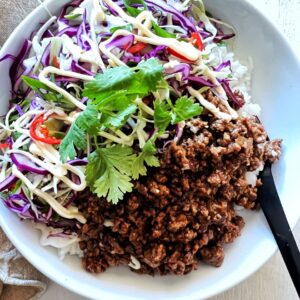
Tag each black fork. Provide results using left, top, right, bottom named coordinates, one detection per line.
left=257, top=161, right=300, bottom=296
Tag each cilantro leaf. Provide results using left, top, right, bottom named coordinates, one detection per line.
left=83, top=58, right=164, bottom=127
left=151, top=21, right=176, bottom=38
left=154, top=97, right=203, bottom=132
left=76, top=102, right=100, bottom=135
left=124, top=0, right=147, bottom=16
left=86, top=145, right=136, bottom=203
left=59, top=102, right=100, bottom=162
left=136, top=58, right=164, bottom=92
left=59, top=123, right=86, bottom=163
left=94, top=169, right=133, bottom=204
left=132, top=141, right=160, bottom=179
left=172, top=97, right=203, bottom=124
left=83, top=58, right=164, bottom=105
left=83, top=66, right=135, bottom=104
left=154, top=99, right=172, bottom=132
left=101, top=103, right=137, bottom=128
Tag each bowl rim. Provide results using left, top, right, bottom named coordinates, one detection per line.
left=0, top=0, right=299, bottom=299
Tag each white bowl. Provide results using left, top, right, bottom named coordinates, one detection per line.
left=0, top=1, right=300, bottom=299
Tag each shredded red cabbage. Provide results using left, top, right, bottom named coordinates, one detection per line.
left=6, top=193, right=31, bottom=214
left=77, top=10, right=92, bottom=51
left=188, top=76, right=215, bottom=87
left=165, top=63, right=190, bottom=81
left=67, top=158, right=88, bottom=166
left=71, top=61, right=95, bottom=76
left=41, top=43, right=51, bottom=67
left=0, top=192, right=77, bottom=229
left=0, top=54, right=16, bottom=62
left=0, top=175, right=18, bottom=192
left=57, top=26, right=78, bottom=38
left=144, top=0, right=196, bottom=33
left=15, top=105, right=24, bottom=116
left=1, top=40, right=32, bottom=96
left=221, top=80, right=245, bottom=108
left=144, top=45, right=168, bottom=60
left=58, top=0, right=82, bottom=26
left=11, top=153, right=48, bottom=175
left=106, top=34, right=135, bottom=51
left=214, top=33, right=235, bottom=43
left=30, top=98, right=41, bottom=110
left=214, top=60, right=231, bottom=72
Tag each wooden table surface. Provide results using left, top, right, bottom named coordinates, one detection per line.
left=1, top=0, right=299, bottom=299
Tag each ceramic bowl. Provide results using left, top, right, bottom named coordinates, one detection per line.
left=0, top=0, right=300, bottom=299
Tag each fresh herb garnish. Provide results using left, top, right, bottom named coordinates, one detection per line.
left=100, top=101, right=137, bottom=129
left=86, top=145, right=136, bottom=204
left=154, top=99, right=173, bottom=133
left=83, top=58, right=164, bottom=129
left=83, top=58, right=164, bottom=104
left=59, top=122, right=87, bottom=163
left=154, top=96, right=203, bottom=132
left=59, top=58, right=202, bottom=203
left=22, top=75, right=50, bottom=91
left=59, top=102, right=99, bottom=162
left=75, top=102, right=101, bottom=135
left=132, top=140, right=160, bottom=179
left=172, top=97, right=203, bottom=123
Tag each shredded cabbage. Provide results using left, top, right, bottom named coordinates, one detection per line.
left=0, top=0, right=255, bottom=258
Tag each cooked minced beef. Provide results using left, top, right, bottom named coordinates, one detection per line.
left=76, top=116, right=282, bottom=275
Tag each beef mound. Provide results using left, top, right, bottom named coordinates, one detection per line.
left=77, top=116, right=282, bottom=275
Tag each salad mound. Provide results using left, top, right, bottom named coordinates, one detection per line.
left=0, top=0, right=281, bottom=273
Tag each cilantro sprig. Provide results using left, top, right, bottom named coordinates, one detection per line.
left=86, top=145, right=136, bottom=204
left=132, top=140, right=160, bottom=179
left=59, top=102, right=100, bottom=162
left=83, top=58, right=164, bottom=105
left=154, top=96, right=203, bottom=132
left=86, top=142, right=160, bottom=203
left=83, top=58, right=164, bottom=129
left=58, top=58, right=203, bottom=204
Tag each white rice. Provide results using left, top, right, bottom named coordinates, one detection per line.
left=34, top=223, right=83, bottom=260
left=202, top=41, right=261, bottom=117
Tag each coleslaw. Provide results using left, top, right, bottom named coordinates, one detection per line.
left=0, top=0, right=259, bottom=259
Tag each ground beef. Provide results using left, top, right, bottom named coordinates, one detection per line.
left=76, top=116, right=282, bottom=276
left=202, top=90, right=246, bottom=113
left=205, top=90, right=229, bottom=113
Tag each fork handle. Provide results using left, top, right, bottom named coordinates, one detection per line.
left=258, top=168, right=300, bottom=297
